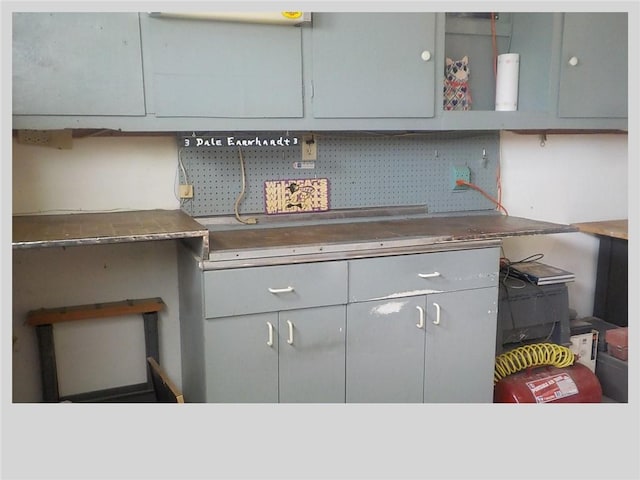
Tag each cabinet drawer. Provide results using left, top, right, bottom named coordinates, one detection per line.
left=204, top=262, right=348, bottom=318
left=348, top=248, right=499, bottom=302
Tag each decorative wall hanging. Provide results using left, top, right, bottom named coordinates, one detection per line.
left=264, top=178, right=330, bottom=214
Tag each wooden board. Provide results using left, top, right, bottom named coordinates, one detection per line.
left=572, top=219, right=628, bottom=240
left=147, top=357, right=184, bottom=403
left=12, top=209, right=208, bottom=249
left=26, top=297, right=166, bottom=326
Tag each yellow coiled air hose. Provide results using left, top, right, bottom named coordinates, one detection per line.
left=494, top=343, right=576, bottom=385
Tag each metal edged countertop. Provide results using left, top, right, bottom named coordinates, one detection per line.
left=12, top=209, right=579, bottom=269
left=12, top=209, right=210, bottom=255
left=203, top=213, right=579, bottom=269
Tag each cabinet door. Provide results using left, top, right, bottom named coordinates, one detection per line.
left=13, top=13, right=145, bottom=116
left=558, top=13, right=627, bottom=118
left=346, top=297, right=426, bottom=402
left=204, top=312, right=278, bottom=402
left=311, top=13, right=436, bottom=118
left=424, top=287, right=498, bottom=403
left=140, top=14, right=303, bottom=118
left=278, top=306, right=346, bottom=403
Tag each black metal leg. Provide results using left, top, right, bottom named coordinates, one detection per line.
left=35, top=324, right=59, bottom=403
left=143, top=311, right=160, bottom=386
left=35, top=311, right=162, bottom=402
left=593, top=236, right=628, bottom=326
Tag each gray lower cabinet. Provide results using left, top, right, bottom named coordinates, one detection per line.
left=346, top=296, right=427, bottom=403
left=345, top=247, right=500, bottom=403
left=423, top=288, right=498, bottom=403
left=346, top=288, right=498, bottom=403
left=278, top=306, right=346, bottom=403
left=197, top=261, right=348, bottom=402
left=204, top=312, right=279, bottom=402
left=180, top=245, right=499, bottom=402
left=204, top=306, right=346, bottom=403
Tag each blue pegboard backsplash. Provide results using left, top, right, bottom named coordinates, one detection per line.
left=178, top=131, right=500, bottom=217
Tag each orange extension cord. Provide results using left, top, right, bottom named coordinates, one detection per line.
left=456, top=179, right=509, bottom=216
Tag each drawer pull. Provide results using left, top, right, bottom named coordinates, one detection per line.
left=266, top=321, right=274, bottom=347
left=286, top=320, right=294, bottom=345
left=416, top=306, right=425, bottom=329
left=418, top=272, right=441, bottom=279
left=433, top=302, right=441, bottom=325
left=268, top=286, right=295, bottom=294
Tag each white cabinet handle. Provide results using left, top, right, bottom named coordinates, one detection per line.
left=266, top=321, right=274, bottom=347
left=286, top=320, right=294, bottom=345
left=268, top=286, right=294, bottom=294
left=418, top=272, right=440, bottom=278
left=416, top=306, right=425, bottom=329
left=568, top=56, right=579, bottom=66
left=421, top=50, right=432, bottom=62
left=433, top=302, right=441, bottom=325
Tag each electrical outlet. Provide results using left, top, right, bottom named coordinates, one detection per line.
left=452, top=165, right=471, bottom=191
left=302, top=134, right=317, bottom=161
left=17, top=129, right=73, bottom=149
left=179, top=184, right=194, bottom=198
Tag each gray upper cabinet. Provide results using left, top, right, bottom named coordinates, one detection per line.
left=311, top=13, right=436, bottom=118
left=558, top=13, right=627, bottom=118
left=12, top=13, right=145, bottom=116
left=139, top=14, right=303, bottom=118
left=12, top=12, right=627, bottom=130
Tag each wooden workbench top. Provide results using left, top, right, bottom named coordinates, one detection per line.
left=12, top=210, right=580, bottom=266
left=572, top=219, right=628, bottom=240
left=209, top=214, right=578, bottom=253
left=12, top=209, right=210, bottom=253
left=200, top=214, right=580, bottom=268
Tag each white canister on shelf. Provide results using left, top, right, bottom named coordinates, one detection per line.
left=495, top=53, right=520, bottom=111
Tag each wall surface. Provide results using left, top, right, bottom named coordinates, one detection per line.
left=499, top=131, right=628, bottom=317
left=12, top=135, right=179, bottom=214
left=10, top=132, right=629, bottom=403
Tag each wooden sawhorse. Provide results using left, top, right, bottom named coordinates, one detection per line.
left=26, top=297, right=166, bottom=403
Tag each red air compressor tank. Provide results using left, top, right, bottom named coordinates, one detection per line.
left=494, top=363, right=602, bottom=403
